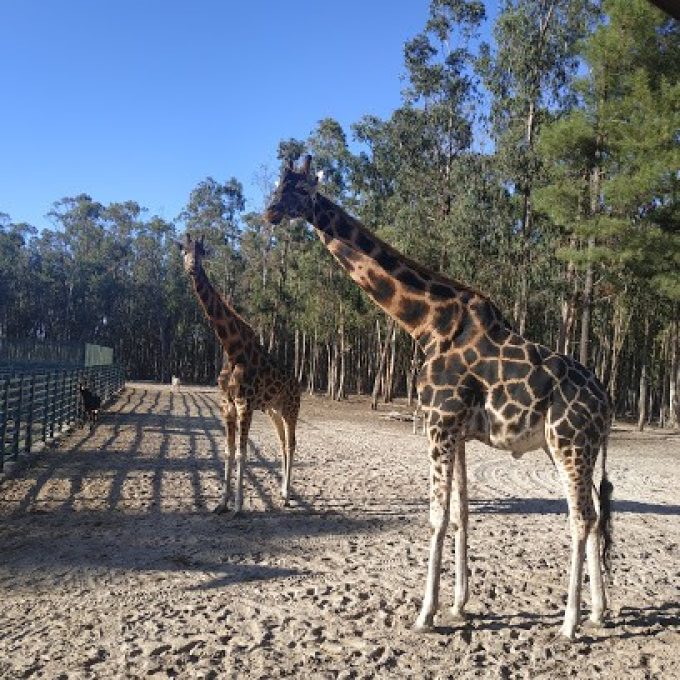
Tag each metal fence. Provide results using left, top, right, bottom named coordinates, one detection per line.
left=0, top=339, right=114, bottom=369
left=0, top=364, right=125, bottom=473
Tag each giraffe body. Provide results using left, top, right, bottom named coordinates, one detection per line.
left=266, top=157, right=613, bottom=639
left=179, top=233, right=301, bottom=515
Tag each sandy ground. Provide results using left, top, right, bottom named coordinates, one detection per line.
left=0, top=383, right=678, bottom=679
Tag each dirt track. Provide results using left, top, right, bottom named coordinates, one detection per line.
left=1, top=383, right=678, bottom=679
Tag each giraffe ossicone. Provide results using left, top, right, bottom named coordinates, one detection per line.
left=179, top=232, right=301, bottom=516
left=266, top=155, right=614, bottom=640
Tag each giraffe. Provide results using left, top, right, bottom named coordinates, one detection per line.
left=178, top=232, right=301, bottom=516
left=265, top=156, right=613, bottom=639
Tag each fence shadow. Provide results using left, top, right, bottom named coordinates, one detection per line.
left=472, top=496, right=680, bottom=516
left=2, top=385, right=399, bottom=587
left=4, top=385, right=317, bottom=519
left=2, top=504, right=398, bottom=588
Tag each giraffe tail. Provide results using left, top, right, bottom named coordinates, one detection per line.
left=599, top=434, right=614, bottom=577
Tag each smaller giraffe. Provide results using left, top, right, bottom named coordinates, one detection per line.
left=178, top=233, right=301, bottom=515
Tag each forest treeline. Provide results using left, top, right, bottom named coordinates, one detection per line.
left=1, top=0, right=678, bottom=428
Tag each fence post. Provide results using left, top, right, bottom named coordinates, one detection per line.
left=25, top=375, right=35, bottom=452
left=0, top=379, right=9, bottom=469
left=11, top=376, right=23, bottom=459
left=67, top=372, right=76, bottom=426
left=48, top=372, right=55, bottom=439
left=42, top=373, right=50, bottom=443
left=58, top=371, right=66, bottom=433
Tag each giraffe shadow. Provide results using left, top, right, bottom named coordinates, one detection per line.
left=604, top=602, right=680, bottom=639
left=431, top=602, right=680, bottom=641
left=473, top=497, right=680, bottom=516
left=431, top=609, right=563, bottom=637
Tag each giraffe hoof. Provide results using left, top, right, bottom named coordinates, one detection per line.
left=213, top=502, right=229, bottom=515
left=413, top=615, right=435, bottom=633
left=586, top=614, right=605, bottom=629
left=448, top=607, right=469, bottom=623
left=558, top=624, right=577, bottom=641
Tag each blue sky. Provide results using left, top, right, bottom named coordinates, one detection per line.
left=0, top=1, right=495, bottom=231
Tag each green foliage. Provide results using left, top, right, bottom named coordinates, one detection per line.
left=1, top=0, right=677, bottom=421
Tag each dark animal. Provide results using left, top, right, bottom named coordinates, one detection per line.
left=79, top=383, right=101, bottom=431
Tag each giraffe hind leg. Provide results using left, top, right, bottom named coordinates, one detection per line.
left=414, top=434, right=455, bottom=632
left=552, top=445, right=599, bottom=639
left=281, top=402, right=298, bottom=505
left=229, top=404, right=253, bottom=517
left=449, top=441, right=469, bottom=621
left=267, top=408, right=290, bottom=504
left=586, top=460, right=612, bottom=626
left=215, top=402, right=236, bottom=514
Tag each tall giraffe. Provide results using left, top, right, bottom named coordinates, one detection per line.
left=178, top=233, right=301, bottom=516
left=265, top=157, right=613, bottom=639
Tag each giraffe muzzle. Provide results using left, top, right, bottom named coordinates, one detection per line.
left=264, top=207, right=283, bottom=225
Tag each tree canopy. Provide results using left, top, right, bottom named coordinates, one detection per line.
left=2, top=0, right=678, bottom=427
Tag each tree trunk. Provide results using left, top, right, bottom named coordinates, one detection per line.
left=557, top=254, right=578, bottom=355
left=515, top=269, right=529, bottom=337
left=579, top=237, right=595, bottom=367
left=267, top=315, right=277, bottom=354
left=307, top=330, right=318, bottom=395
left=327, top=342, right=334, bottom=399
left=384, top=323, right=397, bottom=403
left=337, top=322, right=346, bottom=400
left=637, top=317, right=651, bottom=431
left=606, top=302, right=631, bottom=413
left=406, top=339, right=420, bottom=406
left=356, top=335, right=364, bottom=395
left=670, top=312, right=679, bottom=429
left=372, top=317, right=394, bottom=410
left=297, top=331, right=306, bottom=384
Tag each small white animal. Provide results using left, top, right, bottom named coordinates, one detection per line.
left=171, top=376, right=181, bottom=392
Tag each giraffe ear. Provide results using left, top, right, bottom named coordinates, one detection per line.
left=177, top=232, right=192, bottom=252
left=301, top=154, right=312, bottom=176
left=197, top=236, right=211, bottom=259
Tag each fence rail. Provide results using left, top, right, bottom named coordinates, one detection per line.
left=0, top=364, right=125, bottom=473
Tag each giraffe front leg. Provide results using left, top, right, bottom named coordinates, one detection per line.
left=267, top=409, right=289, bottom=504
left=414, top=440, right=453, bottom=632
left=586, top=518, right=607, bottom=625
left=449, top=441, right=469, bottom=621
left=281, top=413, right=297, bottom=505
left=214, top=416, right=236, bottom=514
left=230, top=405, right=252, bottom=517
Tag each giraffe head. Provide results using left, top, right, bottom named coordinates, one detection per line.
left=177, top=232, right=207, bottom=276
left=265, top=155, right=318, bottom=225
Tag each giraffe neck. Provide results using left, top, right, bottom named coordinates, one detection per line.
left=190, top=266, right=258, bottom=359
left=307, top=193, right=491, bottom=346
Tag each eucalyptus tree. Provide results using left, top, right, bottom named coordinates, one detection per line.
left=586, top=0, right=679, bottom=426
left=47, top=194, right=132, bottom=346
left=0, top=217, right=36, bottom=339
left=177, top=177, right=246, bottom=377
left=400, top=0, right=485, bottom=272
left=349, top=1, right=490, bottom=401
left=478, top=0, right=596, bottom=336
left=119, top=215, right=179, bottom=381
left=536, top=0, right=679, bottom=424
